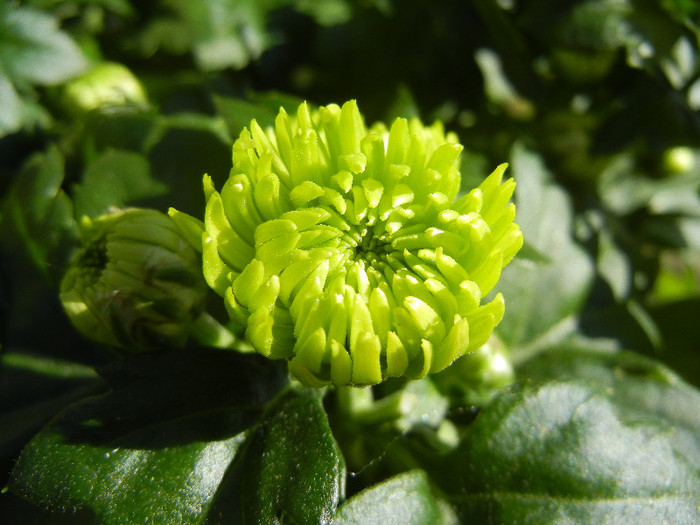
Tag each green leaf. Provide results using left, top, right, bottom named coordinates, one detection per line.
left=146, top=113, right=232, bottom=216
left=596, top=226, right=632, bottom=301
left=0, top=351, right=104, bottom=489
left=599, top=155, right=700, bottom=217
left=8, top=349, right=344, bottom=524
left=333, top=470, right=457, bottom=525
left=597, top=155, right=658, bottom=215
left=648, top=298, right=700, bottom=387
left=212, top=95, right=280, bottom=137
left=553, top=0, right=634, bottom=52
left=137, top=0, right=277, bottom=71
left=496, top=144, right=594, bottom=354
left=72, top=149, right=169, bottom=219
left=0, top=491, right=96, bottom=525
left=295, top=0, right=353, bottom=26
left=0, top=5, right=86, bottom=86
left=1, top=145, right=77, bottom=280
left=0, top=73, right=24, bottom=136
left=650, top=251, right=700, bottom=304
left=26, top=0, right=135, bottom=18
left=8, top=349, right=282, bottom=523
left=440, top=346, right=700, bottom=524
left=204, top=387, right=345, bottom=524
left=80, top=109, right=161, bottom=154
left=212, top=93, right=309, bottom=138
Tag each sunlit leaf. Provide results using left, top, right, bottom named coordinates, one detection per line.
left=440, top=346, right=700, bottom=524
left=8, top=349, right=344, bottom=524
left=333, top=470, right=457, bottom=525
left=0, top=4, right=87, bottom=86
left=496, top=144, right=594, bottom=354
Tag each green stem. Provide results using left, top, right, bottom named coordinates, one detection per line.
left=189, top=312, right=253, bottom=352
left=335, top=385, right=374, bottom=418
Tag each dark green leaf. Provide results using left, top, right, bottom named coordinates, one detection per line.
left=80, top=109, right=160, bottom=154
left=440, top=347, right=700, bottom=524
left=0, top=491, right=96, bottom=525
left=1, top=145, right=77, bottom=280
left=212, top=95, right=280, bottom=137
left=648, top=298, right=700, bottom=387
left=249, top=91, right=308, bottom=114
left=0, top=351, right=104, bottom=489
left=72, top=149, right=168, bottom=219
left=212, top=93, right=315, bottom=138
left=496, top=144, right=594, bottom=354
left=8, top=349, right=288, bottom=523
left=333, top=470, right=457, bottom=525
left=8, top=349, right=344, bottom=524
left=204, top=387, right=345, bottom=524
left=146, top=114, right=232, bottom=216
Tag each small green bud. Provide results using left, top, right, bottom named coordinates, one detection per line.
left=60, top=62, right=148, bottom=116
left=433, top=336, right=514, bottom=405
left=662, top=147, right=695, bottom=176
left=176, top=100, right=522, bottom=386
left=60, top=208, right=208, bottom=352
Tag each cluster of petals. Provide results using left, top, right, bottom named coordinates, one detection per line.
left=189, top=100, right=522, bottom=386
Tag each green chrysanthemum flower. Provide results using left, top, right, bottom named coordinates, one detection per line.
left=61, top=208, right=208, bottom=352
left=179, top=100, right=522, bottom=386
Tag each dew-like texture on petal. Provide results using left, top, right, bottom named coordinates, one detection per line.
left=195, top=100, right=522, bottom=386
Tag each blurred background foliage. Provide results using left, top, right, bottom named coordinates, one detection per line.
left=3, top=0, right=699, bottom=381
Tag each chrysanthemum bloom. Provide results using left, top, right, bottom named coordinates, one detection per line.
left=61, top=208, right=208, bottom=352
left=173, top=100, right=522, bottom=386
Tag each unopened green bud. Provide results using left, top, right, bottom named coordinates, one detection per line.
left=662, top=146, right=695, bottom=176
left=60, top=208, right=208, bottom=352
left=176, top=100, right=522, bottom=386
left=433, top=336, right=514, bottom=405
left=60, top=62, right=148, bottom=116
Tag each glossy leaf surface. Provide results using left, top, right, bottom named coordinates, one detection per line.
left=333, top=470, right=456, bottom=525
left=9, top=349, right=344, bottom=524
left=440, top=346, right=700, bottom=524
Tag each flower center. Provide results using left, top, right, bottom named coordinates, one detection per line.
left=354, top=231, right=391, bottom=261
left=77, top=234, right=108, bottom=284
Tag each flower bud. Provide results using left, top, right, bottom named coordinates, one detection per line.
left=662, top=146, right=695, bottom=176
left=60, top=208, right=208, bottom=352
left=432, top=336, right=515, bottom=405
left=60, top=62, right=148, bottom=116
left=176, top=100, right=522, bottom=386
